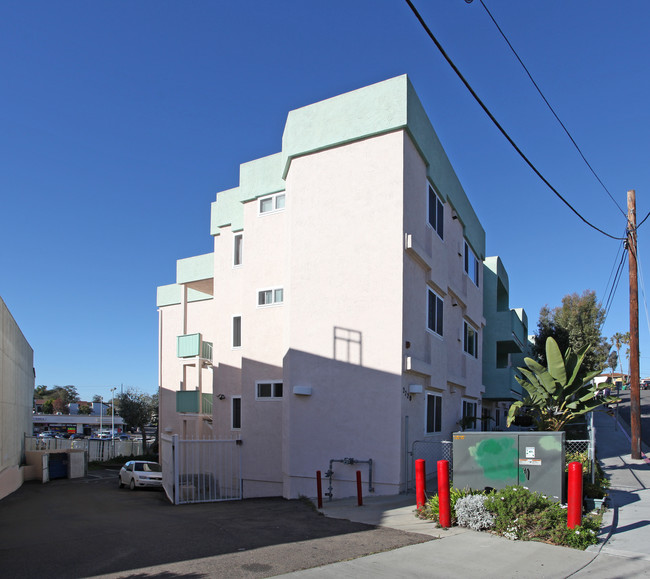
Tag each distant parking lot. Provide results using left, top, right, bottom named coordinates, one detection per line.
left=0, top=470, right=429, bottom=578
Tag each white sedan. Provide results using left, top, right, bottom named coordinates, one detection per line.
left=118, top=460, right=163, bottom=490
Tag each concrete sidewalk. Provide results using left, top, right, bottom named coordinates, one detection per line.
left=280, top=411, right=650, bottom=578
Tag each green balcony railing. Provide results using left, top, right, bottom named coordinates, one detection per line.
left=177, top=333, right=213, bottom=361
left=176, top=391, right=213, bottom=415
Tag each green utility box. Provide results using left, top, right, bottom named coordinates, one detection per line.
left=452, top=431, right=565, bottom=502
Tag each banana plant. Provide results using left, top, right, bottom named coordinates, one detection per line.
left=507, top=337, right=621, bottom=431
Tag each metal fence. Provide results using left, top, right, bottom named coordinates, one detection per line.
left=161, top=435, right=241, bottom=505
left=25, top=436, right=144, bottom=462
left=408, top=440, right=453, bottom=492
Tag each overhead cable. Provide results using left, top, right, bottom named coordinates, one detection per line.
left=403, top=0, right=626, bottom=241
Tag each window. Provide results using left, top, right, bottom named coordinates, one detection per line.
left=232, top=316, right=241, bottom=348
left=231, top=397, right=241, bottom=430
left=233, top=234, right=243, bottom=266
left=256, top=381, right=283, bottom=399
left=464, top=241, right=480, bottom=287
left=259, top=192, right=285, bottom=215
left=258, top=287, right=284, bottom=306
left=462, top=400, right=478, bottom=430
left=464, top=321, right=478, bottom=358
left=426, top=393, right=442, bottom=434
left=428, top=185, right=444, bottom=239
left=427, top=289, right=443, bottom=336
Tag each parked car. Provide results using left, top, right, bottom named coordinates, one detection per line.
left=118, top=461, right=163, bottom=490
left=93, top=431, right=112, bottom=439
left=69, top=433, right=86, bottom=440
left=38, top=431, right=57, bottom=438
left=117, top=434, right=130, bottom=441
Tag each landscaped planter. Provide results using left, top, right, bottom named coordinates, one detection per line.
left=584, top=497, right=606, bottom=511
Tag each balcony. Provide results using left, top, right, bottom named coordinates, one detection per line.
left=176, top=391, right=213, bottom=415
left=483, top=366, right=524, bottom=400
left=177, top=333, right=213, bottom=361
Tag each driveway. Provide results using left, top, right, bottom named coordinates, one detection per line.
left=0, top=470, right=431, bottom=578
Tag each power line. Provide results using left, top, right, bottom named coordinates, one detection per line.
left=475, top=0, right=627, bottom=219
left=603, top=246, right=627, bottom=324
left=403, top=0, right=626, bottom=241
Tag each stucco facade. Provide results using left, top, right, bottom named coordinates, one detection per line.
left=0, top=297, right=34, bottom=500
left=158, top=76, right=520, bottom=499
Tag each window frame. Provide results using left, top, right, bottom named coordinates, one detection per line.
left=257, top=287, right=284, bottom=307
left=233, top=233, right=243, bottom=267
left=255, top=381, right=283, bottom=400
left=462, top=399, right=478, bottom=431
left=427, top=185, right=444, bottom=240
left=464, top=241, right=480, bottom=287
left=427, top=288, right=444, bottom=337
left=231, top=396, right=241, bottom=430
left=232, top=315, right=242, bottom=349
left=425, top=392, right=442, bottom=434
left=463, top=321, right=479, bottom=358
left=258, top=192, right=286, bottom=215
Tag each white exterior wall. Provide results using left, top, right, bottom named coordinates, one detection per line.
left=0, top=297, right=34, bottom=500
left=283, top=131, right=406, bottom=498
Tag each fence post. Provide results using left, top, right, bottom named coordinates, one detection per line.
left=567, top=461, right=583, bottom=529
left=172, top=434, right=180, bottom=505
left=415, top=459, right=426, bottom=509
left=437, top=460, right=451, bottom=528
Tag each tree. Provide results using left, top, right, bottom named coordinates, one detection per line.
left=42, top=399, right=54, bottom=414
left=611, top=332, right=631, bottom=378
left=77, top=403, right=93, bottom=415
left=116, top=389, right=156, bottom=454
left=508, top=338, right=620, bottom=431
left=532, top=291, right=609, bottom=374
left=92, top=394, right=103, bottom=403
left=35, top=385, right=48, bottom=397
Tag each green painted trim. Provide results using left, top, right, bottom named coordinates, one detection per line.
left=208, top=75, right=485, bottom=258
left=177, top=253, right=214, bottom=284
left=210, top=154, right=285, bottom=236
left=156, top=284, right=213, bottom=307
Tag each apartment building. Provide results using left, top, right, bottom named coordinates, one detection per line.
left=481, top=256, right=529, bottom=430
left=157, top=75, right=523, bottom=499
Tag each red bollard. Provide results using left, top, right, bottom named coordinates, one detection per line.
left=415, top=459, right=426, bottom=509
left=567, top=461, right=583, bottom=529
left=316, top=470, right=323, bottom=509
left=437, top=460, right=451, bottom=528
left=356, top=470, right=363, bottom=506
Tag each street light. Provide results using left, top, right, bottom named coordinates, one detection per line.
left=111, top=387, right=117, bottom=454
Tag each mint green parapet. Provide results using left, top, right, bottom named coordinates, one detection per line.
left=210, top=154, right=285, bottom=236
left=177, top=253, right=214, bottom=285
left=209, top=74, right=485, bottom=258
left=157, top=284, right=212, bottom=307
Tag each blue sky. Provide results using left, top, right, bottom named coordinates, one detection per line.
left=2, top=1, right=649, bottom=401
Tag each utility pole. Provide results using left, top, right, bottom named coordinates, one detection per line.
left=628, top=189, right=641, bottom=459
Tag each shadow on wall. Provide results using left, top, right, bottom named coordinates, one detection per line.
left=333, top=326, right=363, bottom=365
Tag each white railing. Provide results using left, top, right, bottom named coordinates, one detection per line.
left=161, top=434, right=241, bottom=505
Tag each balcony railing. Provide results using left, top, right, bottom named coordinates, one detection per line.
left=176, top=391, right=213, bottom=415
left=177, top=333, right=213, bottom=361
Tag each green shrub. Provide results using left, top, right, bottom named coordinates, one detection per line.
left=484, top=485, right=600, bottom=548
left=417, top=487, right=482, bottom=526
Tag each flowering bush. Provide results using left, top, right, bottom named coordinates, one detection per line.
left=455, top=494, right=495, bottom=531
left=484, top=485, right=600, bottom=547
left=416, top=487, right=481, bottom=526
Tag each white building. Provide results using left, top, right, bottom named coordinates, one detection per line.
left=0, top=297, right=34, bottom=500
left=157, top=75, right=524, bottom=499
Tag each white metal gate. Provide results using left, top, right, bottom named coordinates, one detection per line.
left=161, top=435, right=242, bottom=505
left=408, top=440, right=453, bottom=492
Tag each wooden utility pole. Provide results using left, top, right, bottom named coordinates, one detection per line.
left=628, top=189, right=641, bottom=459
